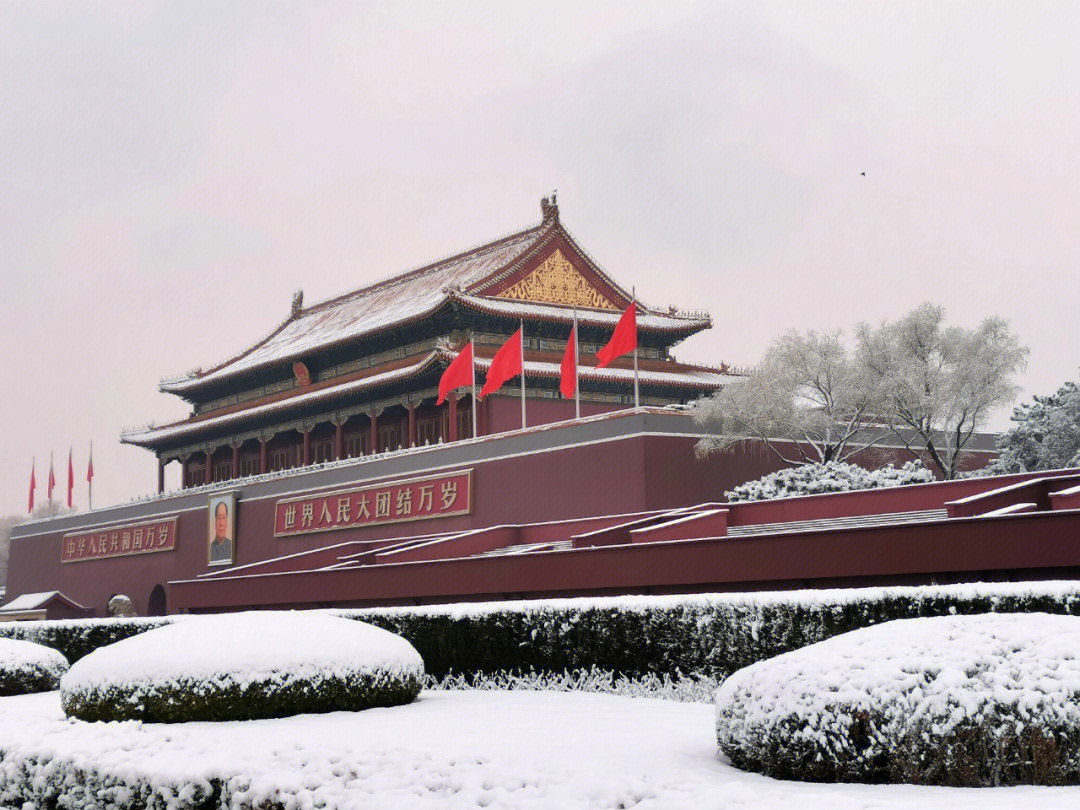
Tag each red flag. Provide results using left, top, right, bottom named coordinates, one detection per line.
left=28, top=461, right=36, bottom=514
left=87, top=448, right=94, bottom=483
left=437, top=341, right=474, bottom=405
left=67, top=448, right=74, bottom=508
left=48, top=457, right=56, bottom=501
left=596, top=302, right=637, bottom=369
left=560, top=324, right=577, bottom=399
left=479, top=328, right=523, bottom=399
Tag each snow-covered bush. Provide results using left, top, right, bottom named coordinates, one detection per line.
left=0, top=615, right=174, bottom=663
left=724, top=460, right=935, bottom=502
left=60, top=612, right=424, bottom=723
left=0, top=637, right=69, bottom=695
left=716, top=613, right=1080, bottom=786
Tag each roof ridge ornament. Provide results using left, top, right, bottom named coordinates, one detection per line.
left=540, top=192, right=559, bottom=223
left=291, top=289, right=304, bottom=318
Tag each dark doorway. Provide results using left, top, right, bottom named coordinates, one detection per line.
left=147, top=584, right=167, bottom=617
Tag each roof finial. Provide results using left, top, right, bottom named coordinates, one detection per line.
left=540, top=192, right=559, bottom=223
left=291, top=289, right=304, bottom=318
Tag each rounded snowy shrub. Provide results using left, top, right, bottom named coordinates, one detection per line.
left=716, top=613, right=1080, bottom=786
left=724, top=460, right=934, bottom=503
left=0, top=636, right=69, bottom=695
left=60, top=611, right=424, bottom=723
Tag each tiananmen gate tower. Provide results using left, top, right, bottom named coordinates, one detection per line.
left=7, top=197, right=1024, bottom=620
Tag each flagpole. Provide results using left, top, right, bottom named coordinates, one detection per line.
left=88, top=441, right=93, bottom=511
left=573, top=306, right=580, bottom=419
left=49, top=451, right=53, bottom=510
left=469, top=334, right=478, bottom=439
left=632, top=287, right=640, bottom=409
left=520, top=320, right=526, bottom=429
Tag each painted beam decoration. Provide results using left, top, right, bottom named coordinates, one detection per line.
left=274, top=469, right=472, bottom=537
left=62, top=517, right=178, bottom=563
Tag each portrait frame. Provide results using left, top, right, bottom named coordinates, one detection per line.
left=207, top=492, right=237, bottom=567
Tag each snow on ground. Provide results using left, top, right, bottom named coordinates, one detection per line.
left=2, top=689, right=1078, bottom=810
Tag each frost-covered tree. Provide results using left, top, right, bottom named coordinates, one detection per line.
left=985, top=379, right=1080, bottom=474
left=694, top=330, right=881, bottom=466
left=857, top=303, right=1027, bottom=479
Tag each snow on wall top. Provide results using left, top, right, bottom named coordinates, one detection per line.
left=162, top=225, right=548, bottom=395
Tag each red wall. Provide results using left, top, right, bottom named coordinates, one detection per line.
left=7, top=422, right=998, bottom=617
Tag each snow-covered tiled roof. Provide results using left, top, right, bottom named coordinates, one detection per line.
left=0, top=591, right=85, bottom=612
left=161, top=224, right=550, bottom=395
left=160, top=214, right=713, bottom=398
left=125, top=348, right=733, bottom=447
left=126, top=351, right=446, bottom=446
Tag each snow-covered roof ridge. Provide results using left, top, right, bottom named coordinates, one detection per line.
left=159, top=221, right=550, bottom=395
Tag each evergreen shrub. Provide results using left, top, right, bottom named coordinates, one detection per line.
left=0, top=637, right=69, bottom=696
left=0, top=616, right=174, bottom=663
left=60, top=612, right=424, bottom=723
left=9, top=582, right=1080, bottom=684
left=716, top=613, right=1080, bottom=786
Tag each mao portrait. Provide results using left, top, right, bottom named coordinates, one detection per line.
left=207, top=493, right=236, bottom=566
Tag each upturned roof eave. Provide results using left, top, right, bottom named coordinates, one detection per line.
left=449, top=291, right=711, bottom=336
left=126, top=350, right=732, bottom=450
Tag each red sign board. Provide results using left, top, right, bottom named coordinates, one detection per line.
left=274, top=469, right=472, bottom=537
left=62, top=517, right=178, bottom=563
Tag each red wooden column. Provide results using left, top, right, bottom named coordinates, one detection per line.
left=301, top=428, right=311, bottom=467
left=205, top=448, right=214, bottom=484
left=333, top=419, right=344, bottom=461
left=448, top=395, right=458, bottom=442
left=407, top=402, right=417, bottom=448
left=259, top=438, right=269, bottom=474
left=180, top=455, right=189, bottom=489
left=231, top=444, right=240, bottom=479
left=369, top=409, right=379, bottom=454
left=157, top=460, right=165, bottom=494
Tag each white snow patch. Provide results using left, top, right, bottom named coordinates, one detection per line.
left=1, top=689, right=1076, bottom=809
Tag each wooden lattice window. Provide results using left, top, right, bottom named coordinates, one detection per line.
left=312, top=439, right=333, bottom=464
left=344, top=432, right=365, bottom=458
left=239, top=454, right=260, bottom=477
left=417, top=416, right=441, bottom=446
left=270, top=447, right=291, bottom=472
left=379, top=423, right=402, bottom=453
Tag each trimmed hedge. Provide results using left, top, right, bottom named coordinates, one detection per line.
left=59, top=613, right=425, bottom=723
left=9, top=582, right=1080, bottom=681
left=0, top=616, right=174, bottom=663
left=716, top=613, right=1080, bottom=786
left=62, top=668, right=424, bottom=724
left=0, top=637, right=69, bottom=696
left=343, top=582, right=1080, bottom=680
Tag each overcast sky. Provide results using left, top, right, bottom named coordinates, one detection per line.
left=3, top=1, right=1079, bottom=515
